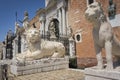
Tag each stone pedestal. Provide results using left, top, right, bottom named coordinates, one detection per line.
left=10, top=57, right=69, bottom=76
left=85, top=68, right=120, bottom=80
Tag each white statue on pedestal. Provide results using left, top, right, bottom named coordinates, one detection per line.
left=23, top=11, right=30, bottom=31
left=85, top=2, right=120, bottom=70
left=14, top=27, right=65, bottom=62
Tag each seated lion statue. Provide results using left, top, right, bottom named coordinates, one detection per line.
left=85, top=2, right=120, bottom=70
left=14, top=27, right=65, bottom=62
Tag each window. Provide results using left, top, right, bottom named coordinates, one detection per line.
left=87, top=0, right=95, bottom=6
left=108, top=0, right=116, bottom=19
left=75, top=33, right=82, bottom=43
left=88, top=0, right=93, bottom=4
left=76, top=35, right=81, bottom=41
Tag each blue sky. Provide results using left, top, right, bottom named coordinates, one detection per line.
left=0, top=0, right=45, bottom=42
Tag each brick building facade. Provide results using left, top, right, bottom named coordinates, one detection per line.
left=68, top=0, right=120, bottom=68
left=29, top=10, right=41, bottom=29
left=27, top=0, right=120, bottom=68
left=3, top=0, right=119, bottom=68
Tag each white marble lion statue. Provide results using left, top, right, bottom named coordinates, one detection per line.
left=85, top=2, right=120, bottom=70
left=14, top=28, right=65, bottom=62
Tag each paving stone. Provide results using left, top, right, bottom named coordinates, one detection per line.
left=11, top=69, right=85, bottom=80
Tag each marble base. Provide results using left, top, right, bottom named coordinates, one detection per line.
left=10, top=57, right=69, bottom=76
left=85, top=68, right=120, bottom=80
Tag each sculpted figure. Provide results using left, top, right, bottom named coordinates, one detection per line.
left=14, top=28, right=65, bottom=62
left=49, top=21, right=56, bottom=39
left=15, top=23, right=25, bottom=35
left=68, top=26, right=73, bottom=38
left=85, top=2, right=120, bottom=70
left=23, top=11, right=30, bottom=31
left=15, top=11, right=30, bottom=36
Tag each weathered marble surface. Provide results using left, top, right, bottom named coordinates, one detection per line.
left=13, top=28, right=65, bottom=63
left=11, top=57, right=69, bottom=76
left=85, top=68, right=120, bottom=80
left=85, top=2, right=120, bottom=70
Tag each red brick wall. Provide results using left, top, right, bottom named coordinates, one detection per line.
left=68, top=0, right=120, bottom=68
left=96, top=0, right=120, bottom=15
left=68, top=0, right=95, bottom=68
left=113, top=0, right=120, bottom=14
left=29, top=14, right=40, bottom=29
left=68, top=0, right=95, bottom=57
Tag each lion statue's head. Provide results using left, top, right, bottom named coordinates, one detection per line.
left=26, top=28, right=40, bottom=43
left=85, top=2, right=106, bottom=23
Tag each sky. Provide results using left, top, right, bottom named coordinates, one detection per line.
left=0, top=0, right=45, bottom=42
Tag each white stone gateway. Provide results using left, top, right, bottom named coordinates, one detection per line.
left=85, top=2, right=120, bottom=80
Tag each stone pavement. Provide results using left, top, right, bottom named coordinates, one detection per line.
left=11, top=69, right=85, bottom=80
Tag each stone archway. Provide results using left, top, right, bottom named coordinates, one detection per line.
left=48, top=18, right=59, bottom=40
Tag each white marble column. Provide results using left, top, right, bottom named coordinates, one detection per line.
left=40, top=21, right=44, bottom=35
left=15, top=39, right=18, bottom=54
left=13, top=38, right=18, bottom=57
left=58, top=8, right=62, bottom=34
left=12, top=40, right=15, bottom=58
left=62, top=7, right=66, bottom=35
left=21, top=36, right=27, bottom=53
left=40, top=20, right=46, bottom=39
left=2, top=45, right=6, bottom=59
left=21, top=37, right=24, bottom=53
left=39, top=14, right=46, bottom=38
left=43, top=20, right=46, bottom=39
left=69, top=37, right=75, bottom=57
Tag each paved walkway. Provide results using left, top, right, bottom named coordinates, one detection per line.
left=11, top=69, right=85, bottom=80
